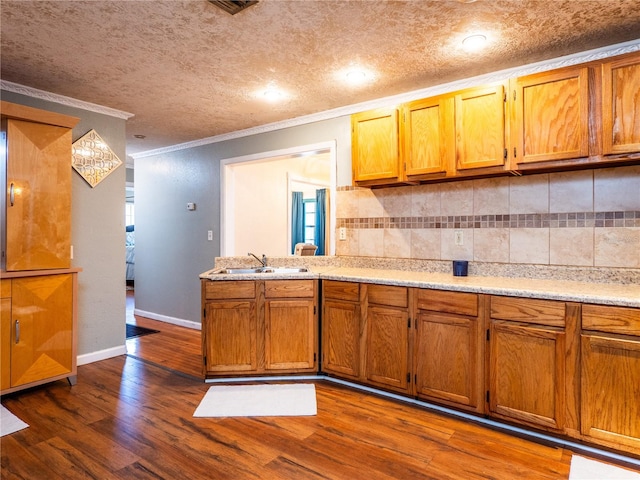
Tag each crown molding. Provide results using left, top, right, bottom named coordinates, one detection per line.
left=0, top=80, right=134, bottom=120
left=132, top=38, right=639, bottom=160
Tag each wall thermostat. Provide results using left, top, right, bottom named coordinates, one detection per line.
left=187, top=202, right=196, bottom=211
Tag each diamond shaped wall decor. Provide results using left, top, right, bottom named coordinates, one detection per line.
left=72, top=129, right=122, bottom=188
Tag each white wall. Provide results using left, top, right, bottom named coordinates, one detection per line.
left=229, top=154, right=331, bottom=256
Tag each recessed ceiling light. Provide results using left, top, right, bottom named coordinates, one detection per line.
left=134, top=134, right=146, bottom=139
left=346, top=69, right=367, bottom=84
left=338, top=66, right=374, bottom=86
left=462, top=34, right=487, bottom=52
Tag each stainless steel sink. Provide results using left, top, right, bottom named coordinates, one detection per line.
left=216, top=267, right=264, bottom=274
left=214, top=267, right=308, bottom=274
left=260, top=267, right=308, bottom=274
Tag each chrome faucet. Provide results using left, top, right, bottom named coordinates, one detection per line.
left=248, top=252, right=267, bottom=267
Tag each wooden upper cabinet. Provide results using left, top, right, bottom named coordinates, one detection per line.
left=5, top=118, right=73, bottom=271
left=352, top=107, right=400, bottom=185
left=401, top=95, right=454, bottom=180
left=510, top=66, right=590, bottom=168
left=455, top=83, right=508, bottom=171
left=601, top=52, right=640, bottom=156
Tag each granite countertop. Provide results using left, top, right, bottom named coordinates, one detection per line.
left=200, top=265, right=640, bottom=308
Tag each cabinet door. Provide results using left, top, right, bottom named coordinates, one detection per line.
left=322, top=299, right=360, bottom=379
left=1, top=296, right=11, bottom=391
left=11, top=275, right=73, bottom=387
left=6, top=119, right=72, bottom=271
left=601, top=54, right=640, bottom=155
left=351, top=107, right=400, bottom=184
left=511, top=67, right=589, bottom=166
left=581, top=334, right=640, bottom=452
left=402, top=96, right=454, bottom=178
left=455, top=84, right=507, bottom=171
left=365, top=305, right=410, bottom=393
left=489, top=320, right=566, bottom=431
left=203, top=300, right=258, bottom=373
left=264, top=299, right=316, bottom=371
left=415, top=312, right=482, bottom=411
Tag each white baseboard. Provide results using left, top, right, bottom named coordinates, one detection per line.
left=77, top=345, right=126, bottom=366
left=134, top=309, right=201, bottom=330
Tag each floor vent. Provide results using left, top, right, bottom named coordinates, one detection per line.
left=208, top=0, right=258, bottom=15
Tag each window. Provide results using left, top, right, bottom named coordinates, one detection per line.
left=303, top=199, right=316, bottom=244
left=125, top=203, right=135, bottom=226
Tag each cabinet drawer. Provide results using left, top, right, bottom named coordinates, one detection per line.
left=490, top=296, right=565, bottom=327
left=323, top=280, right=359, bottom=302
left=265, top=280, right=315, bottom=298
left=582, top=304, right=640, bottom=336
left=368, top=284, right=407, bottom=308
left=417, top=289, right=478, bottom=317
left=204, top=281, right=255, bottom=300
left=0, top=280, right=10, bottom=299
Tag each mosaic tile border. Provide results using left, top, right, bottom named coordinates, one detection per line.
left=338, top=211, right=640, bottom=229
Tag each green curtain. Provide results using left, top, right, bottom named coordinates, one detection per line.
left=291, top=191, right=304, bottom=254
left=314, top=188, right=326, bottom=255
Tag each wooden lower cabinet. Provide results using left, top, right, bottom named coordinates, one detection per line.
left=579, top=304, right=640, bottom=455
left=488, top=296, right=580, bottom=434
left=364, top=285, right=411, bottom=394
left=264, top=280, right=317, bottom=372
left=322, top=301, right=360, bottom=378
left=414, top=290, right=485, bottom=413
left=201, top=279, right=318, bottom=377
left=0, top=273, right=78, bottom=395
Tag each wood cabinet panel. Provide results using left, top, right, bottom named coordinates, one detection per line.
left=491, top=296, right=566, bottom=327
left=203, top=300, right=258, bottom=373
left=581, top=334, right=640, bottom=451
left=455, top=84, right=507, bottom=171
left=351, top=107, right=400, bottom=183
left=402, top=95, right=453, bottom=178
left=601, top=53, right=640, bottom=155
left=511, top=67, right=589, bottom=166
left=204, top=280, right=255, bottom=300
left=10, top=275, right=74, bottom=387
left=265, top=299, right=315, bottom=370
left=415, top=312, right=482, bottom=410
left=365, top=305, right=410, bottom=393
left=582, top=304, right=640, bottom=336
left=6, top=119, right=73, bottom=271
left=416, top=289, right=478, bottom=317
left=322, top=299, right=360, bottom=379
left=265, top=279, right=314, bottom=298
left=323, top=280, right=359, bottom=302
left=489, top=320, right=566, bottom=430
left=368, top=284, right=407, bottom=308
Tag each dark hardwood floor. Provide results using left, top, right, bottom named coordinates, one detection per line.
left=0, top=290, right=636, bottom=479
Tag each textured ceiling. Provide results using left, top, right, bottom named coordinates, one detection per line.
left=2, top=0, right=640, bottom=158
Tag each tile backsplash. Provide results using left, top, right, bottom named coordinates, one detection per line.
left=336, top=165, right=640, bottom=269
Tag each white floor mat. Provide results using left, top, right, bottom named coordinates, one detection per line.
left=1, top=405, right=29, bottom=437
left=570, top=455, right=640, bottom=480
left=194, top=383, right=317, bottom=418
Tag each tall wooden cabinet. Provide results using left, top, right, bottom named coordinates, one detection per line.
left=1, top=101, right=80, bottom=395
